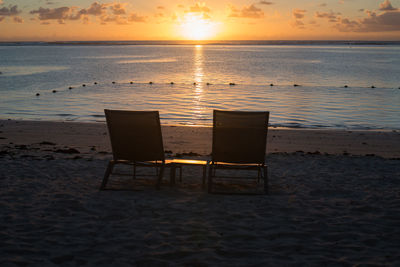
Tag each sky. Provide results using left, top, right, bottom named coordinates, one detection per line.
left=0, top=0, right=399, bottom=41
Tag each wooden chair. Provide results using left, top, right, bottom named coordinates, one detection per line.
left=100, top=109, right=166, bottom=190
left=208, top=110, right=270, bottom=194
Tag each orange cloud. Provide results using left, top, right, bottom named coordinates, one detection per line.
left=29, top=2, right=146, bottom=25
left=293, top=9, right=306, bottom=19
left=0, top=5, right=21, bottom=16
left=229, top=4, right=264, bottom=19
left=379, top=0, right=398, bottom=11
left=13, top=16, right=23, bottom=23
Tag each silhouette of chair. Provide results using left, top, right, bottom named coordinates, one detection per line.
left=208, top=110, right=270, bottom=194
left=100, top=109, right=166, bottom=190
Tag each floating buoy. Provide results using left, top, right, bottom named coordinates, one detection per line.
left=344, top=85, right=348, bottom=88
left=82, top=84, right=86, bottom=87
left=52, top=90, right=57, bottom=93
left=130, top=81, right=133, bottom=84
left=68, top=87, right=73, bottom=90
left=149, top=81, right=153, bottom=84
left=206, top=82, right=211, bottom=85
left=371, top=85, right=375, bottom=88
left=170, top=82, right=174, bottom=85
left=229, top=82, right=236, bottom=86
left=94, top=82, right=97, bottom=85
left=270, top=83, right=274, bottom=86
left=36, top=93, right=40, bottom=96
left=112, top=81, right=116, bottom=84
left=294, top=84, right=300, bottom=87
left=193, top=82, right=197, bottom=85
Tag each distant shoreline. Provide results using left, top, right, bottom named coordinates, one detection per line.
left=1, top=40, right=400, bottom=46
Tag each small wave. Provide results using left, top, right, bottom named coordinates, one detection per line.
left=118, top=58, right=177, bottom=64
left=56, top=114, right=74, bottom=117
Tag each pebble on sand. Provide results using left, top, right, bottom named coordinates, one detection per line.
left=270, top=83, right=274, bottom=86
left=36, top=93, right=40, bottom=96
left=68, top=87, right=73, bottom=90
left=82, top=84, right=86, bottom=87
left=344, top=85, right=348, bottom=88
left=294, top=84, right=300, bottom=87
left=149, top=81, right=153, bottom=84
left=170, top=82, right=174, bottom=85
left=52, top=90, right=57, bottom=93
left=371, top=85, right=376, bottom=88
left=229, top=83, right=236, bottom=86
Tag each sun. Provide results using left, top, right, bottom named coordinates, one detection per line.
left=179, top=13, right=219, bottom=40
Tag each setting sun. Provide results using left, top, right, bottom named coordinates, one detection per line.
left=179, top=13, right=219, bottom=40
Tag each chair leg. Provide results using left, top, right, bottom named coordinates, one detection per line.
left=208, top=164, right=213, bottom=193
left=100, top=161, right=114, bottom=190
left=263, top=165, right=268, bottom=194
left=156, top=164, right=164, bottom=190
left=202, top=165, right=207, bottom=190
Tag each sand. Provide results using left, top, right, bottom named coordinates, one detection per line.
left=1, top=119, right=400, bottom=265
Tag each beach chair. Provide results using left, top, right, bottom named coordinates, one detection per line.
left=100, top=109, right=166, bottom=190
left=208, top=110, right=270, bottom=194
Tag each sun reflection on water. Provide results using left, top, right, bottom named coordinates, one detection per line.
left=190, top=45, right=207, bottom=125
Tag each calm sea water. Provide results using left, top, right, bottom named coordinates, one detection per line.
left=0, top=43, right=399, bottom=129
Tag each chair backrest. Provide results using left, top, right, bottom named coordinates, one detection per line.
left=211, top=110, right=269, bottom=164
left=104, top=109, right=165, bottom=162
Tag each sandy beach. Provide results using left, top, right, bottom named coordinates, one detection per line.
left=1, top=120, right=400, bottom=265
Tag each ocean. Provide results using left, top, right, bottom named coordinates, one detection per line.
left=0, top=41, right=399, bottom=129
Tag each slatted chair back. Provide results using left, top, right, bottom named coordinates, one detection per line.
left=104, top=109, right=165, bottom=162
left=212, top=110, right=269, bottom=164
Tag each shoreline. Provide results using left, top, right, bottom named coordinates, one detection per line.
left=1, top=119, right=399, bottom=158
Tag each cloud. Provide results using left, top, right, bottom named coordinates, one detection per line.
left=0, top=5, right=21, bottom=16
left=30, top=7, right=73, bottom=22
left=315, top=1, right=400, bottom=32
left=258, top=1, right=274, bottom=5
left=315, top=11, right=341, bottom=22
left=291, top=19, right=305, bottom=29
left=189, top=2, right=210, bottom=13
left=29, top=2, right=146, bottom=25
left=79, top=2, right=107, bottom=16
left=335, top=9, right=400, bottom=32
left=379, top=0, right=398, bottom=11
left=110, top=3, right=126, bottom=15
left=13, top=16, right=23, bottom=23
left=128, top=13, right=146, bottom=22
left=229, top=4, right=264, bottom=18
left=292, top=9, right=306, bottom=19
left=291, top=9, right=306, bottom=28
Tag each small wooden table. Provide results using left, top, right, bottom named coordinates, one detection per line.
left=166, top=159, right=209, bottom=189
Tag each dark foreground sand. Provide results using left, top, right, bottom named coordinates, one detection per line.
left=1, top=120, right=400, bottom=265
